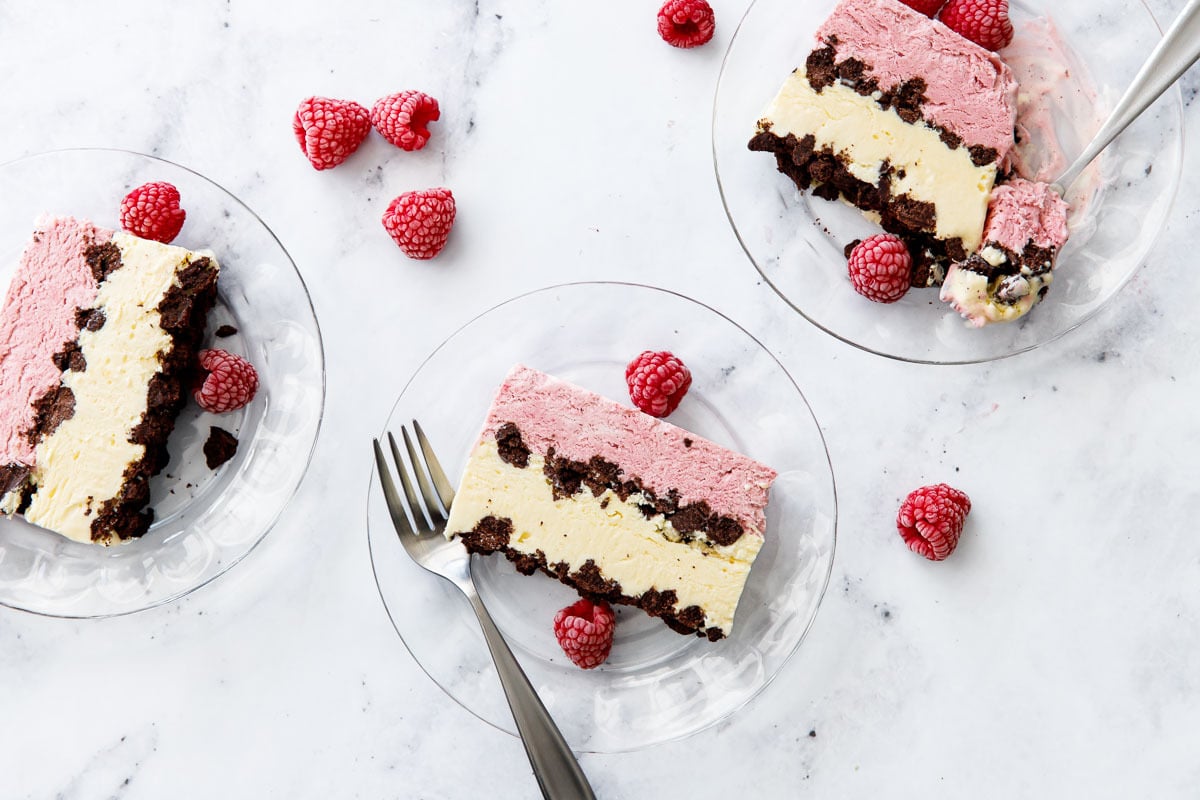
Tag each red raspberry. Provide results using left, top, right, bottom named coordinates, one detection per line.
left=194, top=349, right=259, bottom=414
left=657, top=0, right=716, bottom=49
left=381, top=188, right=456, bottom=260
left=897, top=484, right=972, bottom=561
left=939, top=0, right=1014, bottom=51
left=371, top=91, right=441, bottom=152
left=847, top=234, right=913, bottom=303
left=625, top=350, right=692, bottom=418
left=900, top=0, right=947, bottom=16
left=119, top=182, right=186, bottom=244
left=292, top=96, right=372, bottom=170
left=553, top=598, right=616, bottom=670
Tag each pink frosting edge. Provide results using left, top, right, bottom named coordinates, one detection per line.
left=474, top=365, right=777, bottom=536
left=983, top=178, right=1069, bottom=251
left=0, top=216, right=111, bottom=466
left=816, top=0, right=1018, bottom=159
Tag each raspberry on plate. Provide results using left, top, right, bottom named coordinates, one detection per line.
left=847, top=234, right=913, bottom=303
left=292, top=96, right=372, bottom=171
left=194, top=349, right=259, bottom=414
left=657, top=0, right=716, bottom=49
left=381, top=188, right=456, bottom=260
left=897, top=484, right=971, bottom=561
left=625, top=350, right=692, bottom=418
left=939, top=0, right=1014, bottom=51
left=119, top=181, right=186, bottom=244
left=371, top=91, right=441, bottom=152
left=900, top=0, right=946, bottom=16
left=553, top=598, right=616, bottom=670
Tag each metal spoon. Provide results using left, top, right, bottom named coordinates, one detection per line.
left=1052, top=0, right=1200, bottom=194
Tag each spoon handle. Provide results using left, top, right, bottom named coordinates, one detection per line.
left=1054, top=0, right=1200, bottom=192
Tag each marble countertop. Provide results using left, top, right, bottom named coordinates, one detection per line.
left=2, top=0, right=1198, bottom=797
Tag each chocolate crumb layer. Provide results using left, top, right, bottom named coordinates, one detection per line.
left=203, top=426, right=238, bottom=469
left=92, top=255, right=219, bottom=542
left=749, top=130, right=964, bottom=286
left=458, top=515, right=725, bottom=640
left=530, top=442, right=745, bottom=546
left=960, top=241, right=1056, bottom=280
left=800, top=44, right=1001, bottom=167
left=954, top=239, right=1058, bottom=306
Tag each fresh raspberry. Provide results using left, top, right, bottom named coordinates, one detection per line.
left=370, top=91, right=441, bottom=152
left=553, top=598, right=616, bottom=670
left=847, top=234, right=913, bottom=303
left=119, top=182, right=186, bottom=244
left=900, top=0, right=947, bottom=16
left=657, top=0, right=716, bottom=49
left=194, top=349, right=259, bottom=414
left=625, top=350, right=692, bottom=418
left=897, top=484, right=972, bottom=561
left=381, top=188, right=456, bottom=260
left=292, top=96, right=372, bottom=170
left=939, top=0, right=1014, bottom=51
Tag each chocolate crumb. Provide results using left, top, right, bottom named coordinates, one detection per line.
left=75, top=307, right=106, bottom=332
left=84, top=242, right=123, bottom=282
left=203, top=427, right=239, bottom=469
left=215, top=324, right=238, bottom=338
left=494, top=422, right=530, bottom=468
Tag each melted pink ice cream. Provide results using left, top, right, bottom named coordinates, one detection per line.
left=817, top=0, right=1018, bottom=159
left=0, top=217, right=109, bottom=466
left=478, top=365, right=777, bottom=536
left=983, top=178, right=1069, bottom=251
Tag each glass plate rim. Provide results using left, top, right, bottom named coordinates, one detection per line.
left=711, top=0, right=1186, bottom=366
left=366, top=279, right=840, bottom=751
left=0, top=146, right=328, bottom=620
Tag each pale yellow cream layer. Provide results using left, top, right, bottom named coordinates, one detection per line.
left=760, top=68, right=996, bottom=253
left=445, top=440, right=764, bottom=635
left=940, top=262, right=1050, bottom=328
left=24, top=234, right=210, bottom=543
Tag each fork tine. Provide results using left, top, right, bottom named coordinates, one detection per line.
left=372, top=439, right=415, bottom=538
left=402, top=425, right=446, bottom=523
left=387, top=431, right=432, bottom=532
left=414, top=419, right=455, bottom=511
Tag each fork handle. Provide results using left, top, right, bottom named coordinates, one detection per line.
left=1054, top=0, right=1200, bottom=192
left=467, top=591, right=598, bottom=800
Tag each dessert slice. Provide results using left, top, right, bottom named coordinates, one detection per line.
left=748, top=0, right=1018, bottom=285
left=940, top=178, right=1069, bottom=326
left=444, top=365, right=777, bottom=641
left=0, top=216, right=219, bottom=544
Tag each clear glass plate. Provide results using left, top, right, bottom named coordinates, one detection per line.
left=714, top=0, right=1183, bottom=364
left=367, top=282, right=837, bottom=753
left=0, top=148, right=325, bottom=617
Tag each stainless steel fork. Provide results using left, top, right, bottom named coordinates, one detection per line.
left=373, top=422, right=597, bottom=800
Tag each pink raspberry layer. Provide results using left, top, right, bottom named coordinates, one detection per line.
left=0, top=217, right=111, bottom=466
left=817, top=0, right=1018, bottom=160
left=982, top=177, right=1069, bottom=252
left=479, top=365, right=776, bottom=536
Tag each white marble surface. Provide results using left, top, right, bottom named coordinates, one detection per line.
left=1, top=0, right=1198, bottom=797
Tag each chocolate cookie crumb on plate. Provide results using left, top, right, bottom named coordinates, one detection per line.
left=203, top=426, right=239, bottom=469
